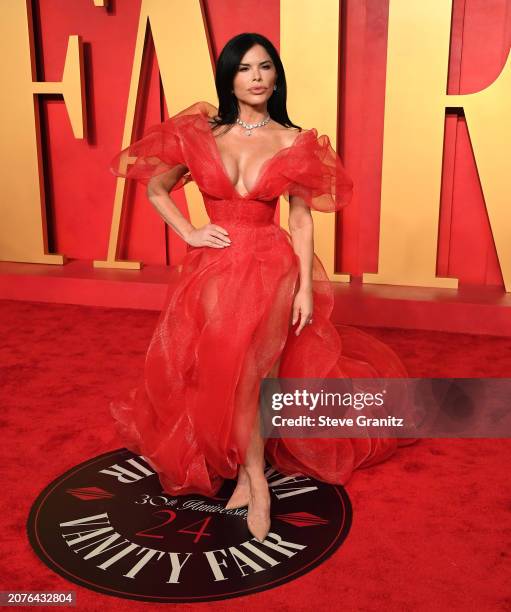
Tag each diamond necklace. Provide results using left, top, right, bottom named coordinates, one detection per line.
left=235, top=114, right=271, bottom=136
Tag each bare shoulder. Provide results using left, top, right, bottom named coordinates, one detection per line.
left=274, top=124, right=309, bottom=147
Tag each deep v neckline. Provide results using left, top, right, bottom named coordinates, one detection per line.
left=200, top=113, right=308, bottom=200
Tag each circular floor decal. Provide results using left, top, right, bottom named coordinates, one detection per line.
left=27, top=449, right=352, bottom=603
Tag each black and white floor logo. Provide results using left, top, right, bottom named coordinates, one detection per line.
left=27, top=449, right=352, bottom=602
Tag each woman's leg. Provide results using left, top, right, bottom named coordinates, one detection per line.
left=243, top=354, right=282, bottom=541
left=243, top=387, right=272, bottom=541
left=225, top=354, right=282, bottom=512
left=224, top=465, right=250, bottom=509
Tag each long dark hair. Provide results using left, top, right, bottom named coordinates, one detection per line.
left=212, top=32, right=301, bottom=132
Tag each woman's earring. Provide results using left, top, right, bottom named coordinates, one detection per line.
left=273, top=84, right=277, bottom=90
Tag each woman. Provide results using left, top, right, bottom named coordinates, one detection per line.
left=109, top=33, right=414, bottom=544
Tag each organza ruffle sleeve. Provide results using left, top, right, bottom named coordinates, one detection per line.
left=281, top=129, right=354, bottom=212
left=108, top=101, right=218, bottom=190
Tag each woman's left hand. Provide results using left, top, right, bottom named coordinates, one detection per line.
left=292, top=287, right=313, bottom=336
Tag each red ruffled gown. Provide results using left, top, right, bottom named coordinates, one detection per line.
left=108, top=101, right=415, bottom=497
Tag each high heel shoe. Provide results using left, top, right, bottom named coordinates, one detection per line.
left=246, top=490, right=271, bottom=543
left=225, top=466, right=250, bottom=509
left=225, top=485, right=250, bottom=509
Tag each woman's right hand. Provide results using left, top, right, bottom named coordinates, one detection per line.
left=184, top=223, right=231, bottom=248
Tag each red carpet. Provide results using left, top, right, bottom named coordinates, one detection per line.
left=1, top=299, right=510, bottom=610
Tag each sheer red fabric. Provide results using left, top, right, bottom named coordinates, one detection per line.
left=108, top=101, right=415, bottom=496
